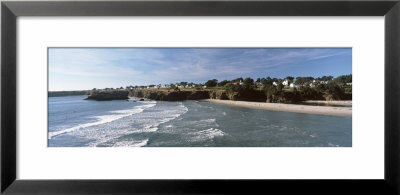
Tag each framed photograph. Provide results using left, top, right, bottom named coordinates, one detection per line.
left=47, top=47, right=353, bottom=147
left=2, top=0, right=400, bottom=194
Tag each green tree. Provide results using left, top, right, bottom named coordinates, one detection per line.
left=218, top=80, right=229, bottom=87
left=205, top=79, right=218, bottom=87
left=326, top=82, right=345, bottom=99
left=261, top=77, right=273, bottom=88
left=277, top=83, right=284, bottom=91
left=233, top=77, right=244, bottom=83
left=295, top=77, right=314, bottom=86
left=333, top=74, right=352, bottom=86
left=243, top=77, right=255, bottom=89
left=285, top=76, right=294, bottom=83
left=318, top=75, right=334, bottom=81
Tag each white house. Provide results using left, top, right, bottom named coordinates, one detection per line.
left=282, top=79, right=289, bottom=86
left=239, top=80, right=244, bottom=85
left=272, top=81, right=278, bottom=86
left=290, top=83, right=296, bottom=88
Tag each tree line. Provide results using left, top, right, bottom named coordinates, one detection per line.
left=204, top=74, right=352, bottom=102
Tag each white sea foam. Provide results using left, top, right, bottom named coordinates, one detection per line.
left=48, top=103, right=156, bottom=139
left=178, top=102, right=189, bottom=112
left=328, top=143, right=340, bottom=147
left=133, top=103, right=188, bottom=133
left=191, top=128, right=226, bottom=142
left=310, top=134, right=317, bottom=138
left=191, top=128, right=227, bottom=142
left=186, top=118, right=217, bottom=128
left=112, top=139, right=149, bottom=147
left=83, top=102, right=189, bottom=147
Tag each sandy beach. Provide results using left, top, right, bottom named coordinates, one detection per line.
left=206, top=99, right=352, bottom=117
left=303, top=100, right=352, bottom=106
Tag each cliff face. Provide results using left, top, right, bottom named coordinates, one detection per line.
left=132, top=89, right=210, bottom=101
left=85, top=90, right=129, bottom=101
left=209, top=90, right=230, bottom=100
left=187, top=91, right=210, bottom=100
left=131, top=89, right=264, bottom=102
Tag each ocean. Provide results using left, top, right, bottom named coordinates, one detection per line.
left=48, top=96, right=352, bottom=147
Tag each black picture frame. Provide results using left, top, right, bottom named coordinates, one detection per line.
left=1, top=0, right=399, bottom=194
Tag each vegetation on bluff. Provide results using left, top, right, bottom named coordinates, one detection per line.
left=49, top=74, right=351, bottom=103
left=132, top=89, right=209, bottom=101
left=48, top=90, right=90, bottom=97
left=219, top=74, right=352, bottom=103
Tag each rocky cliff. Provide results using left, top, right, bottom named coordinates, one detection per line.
left=85, top=90, right=129, bottom=101
left=132, top=89, right=210, bottom=101
left=132, top=89, right=265, bottom=102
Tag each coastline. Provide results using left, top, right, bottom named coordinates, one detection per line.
left=303, top=100, right=352, bottom=106
left=205, top=99, right=352, bottom=117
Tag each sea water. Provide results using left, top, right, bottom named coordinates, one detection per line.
left=48, top=96, right=352, bottom=147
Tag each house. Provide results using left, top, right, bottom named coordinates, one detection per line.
left=272, top=81, right=278, bottom=86
left=290, top=83, right=296, bottom=88
left=282, top=79, right=289, bottom=86
left=239, top=80, right=244, bottom=85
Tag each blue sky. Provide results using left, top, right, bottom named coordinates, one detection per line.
left=49, top=48, right=352, bottom=91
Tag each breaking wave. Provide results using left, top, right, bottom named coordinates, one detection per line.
left=48, top=103, right=156, bottom=139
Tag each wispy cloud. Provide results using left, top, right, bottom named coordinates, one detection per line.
left=49, top=48, right=352, bottom=91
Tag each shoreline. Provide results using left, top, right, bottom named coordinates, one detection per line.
left=302, top=100, right=352, bottom=106
left=205, top=99, right=352, bottom=117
